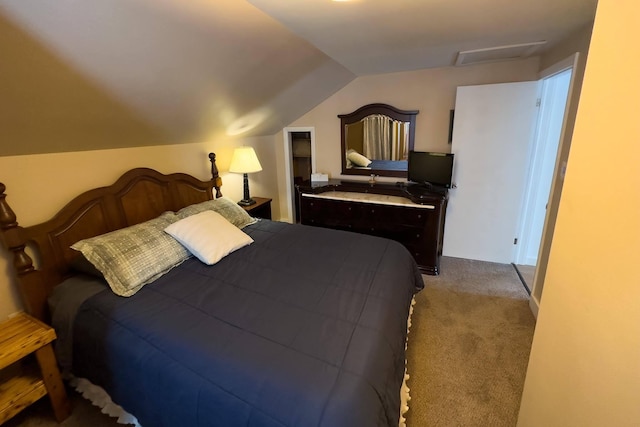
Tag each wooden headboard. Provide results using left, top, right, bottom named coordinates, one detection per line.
left=0, top=153, right=223, bottom=322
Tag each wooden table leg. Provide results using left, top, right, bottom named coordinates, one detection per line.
left=34, top=344, right=70, bottom=422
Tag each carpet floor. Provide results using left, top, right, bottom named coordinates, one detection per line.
left=405, top=256, right=536, bottom=427
left=6, top=256, right=535, bottom=427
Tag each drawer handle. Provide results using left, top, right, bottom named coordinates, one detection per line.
left=310, top=202, right=314, bottom=206
left=416, top=233, right=421, bottom=238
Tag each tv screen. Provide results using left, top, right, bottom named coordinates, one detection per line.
left=408, top=151, right=454, bottom=188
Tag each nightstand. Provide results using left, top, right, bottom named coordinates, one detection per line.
left=0, top=313, right=70, bottom=424
left=241, top=197, right=272, bottom=219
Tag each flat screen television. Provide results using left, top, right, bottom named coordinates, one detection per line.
left=407, top=151, right=454, bottom=188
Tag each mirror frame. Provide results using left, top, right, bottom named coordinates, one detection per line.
left=339, top=103, right=419, bottom=178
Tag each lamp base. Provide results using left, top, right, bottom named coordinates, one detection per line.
left=237, top=199, right=256, bottom=206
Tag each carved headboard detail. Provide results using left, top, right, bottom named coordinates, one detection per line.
left=0, top=153, right=222, bottom=321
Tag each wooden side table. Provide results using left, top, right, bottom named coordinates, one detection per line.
left=0, top=313, right=70, bottom=424
left=241, top=197, right=272, bottom=220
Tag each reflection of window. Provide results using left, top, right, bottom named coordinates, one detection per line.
left=362, top=115, right=409, bottom=161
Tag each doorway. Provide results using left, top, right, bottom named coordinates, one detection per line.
left=283, top=127, right=316, bottom=223
left=445, top=57, right=577, bottom=271
left=514, top=68, right=573, bottom=290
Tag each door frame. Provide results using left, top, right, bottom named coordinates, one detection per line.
left=527, top=53, right=580, bottom=318
left=282, top=127, right=316, bottom=223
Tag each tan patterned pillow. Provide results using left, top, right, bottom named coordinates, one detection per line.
left=177, top=196, right=257, bottom=229
left=71, top=212, right=189, bottom=297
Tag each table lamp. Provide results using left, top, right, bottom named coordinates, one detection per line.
left=229, top=146, right=262, bottom=206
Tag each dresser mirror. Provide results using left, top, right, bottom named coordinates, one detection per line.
left=339, top=103, right=419, bottom=178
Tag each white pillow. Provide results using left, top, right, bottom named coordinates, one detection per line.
left=164, top=211, right=254, bottom=265
left=346, top=149, right=372, bottom=167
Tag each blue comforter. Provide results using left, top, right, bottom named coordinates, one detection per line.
left=71, top=220, right=423, bottom=427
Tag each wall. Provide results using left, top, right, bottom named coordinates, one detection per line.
left=539, top=22, right=594, bottom=72
left=0, top=138, right=278, bottom=319
left=276, top=58, right=541, bottom=222
left=518, top=1, right=640, bottom=425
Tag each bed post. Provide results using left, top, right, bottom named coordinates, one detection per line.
left=0, top=183, right=47, bottom=320
left=209, top=152, right=223, bottom=198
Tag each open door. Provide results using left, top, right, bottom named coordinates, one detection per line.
left=443, top=81, right=540, bottom=263
left=282, top=127, right=316, bottom=223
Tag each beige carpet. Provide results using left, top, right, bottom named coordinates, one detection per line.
left=406, top=256, right=536, bottom=427
left=7, top=256, right=535, bottom=427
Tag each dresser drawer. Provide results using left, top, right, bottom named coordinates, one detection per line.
left=301, top=197, right=365, bottom=228
left=358, top=204, right=431, bottom=228
left=298, top=189, right=446, bottom=275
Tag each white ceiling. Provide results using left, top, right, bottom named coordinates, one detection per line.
left=0, top=0, right=597, bottom=155
left=249, top=0, right=598, bottom=75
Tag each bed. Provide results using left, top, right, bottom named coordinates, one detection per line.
left=0, top=153, right=423, bottom=427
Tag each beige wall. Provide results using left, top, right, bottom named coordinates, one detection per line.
left=0, top=138, right=279, bottom=319
left=539, top=21, right=594, bottom=72
left=276, top=58, right=541, bottom=221
left=518, top=0, right=640, bottom=425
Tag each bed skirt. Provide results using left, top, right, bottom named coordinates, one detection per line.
left=70, top=376, right=141, bottom=427
left=70, top=296, right=418, bottom=427
left=399, top=296, right=416, bottom=427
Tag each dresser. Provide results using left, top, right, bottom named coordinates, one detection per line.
left=297, top=180, right=448, bottom=275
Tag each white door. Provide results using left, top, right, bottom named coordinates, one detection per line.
left=444, top=81, right=539, bottom=263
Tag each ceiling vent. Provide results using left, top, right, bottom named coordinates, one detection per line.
left=455, top=41, right=547, bottom=66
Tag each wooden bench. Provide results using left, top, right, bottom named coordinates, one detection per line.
left=0, top=313, right=70, bottom=424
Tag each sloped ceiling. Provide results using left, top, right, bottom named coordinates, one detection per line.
left=0, top=0, right=597, bottom=156
left=0, top=0, right=355, bottom=156
left=249, top=0, right=598, bottom=75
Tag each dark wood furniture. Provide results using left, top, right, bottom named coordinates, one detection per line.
left=339, top=103, right=419, bottom=178
left=297, top=180, right=448, bottom=275
left=241, top=197, right=272, bottom=220
left=0, top=313, right=70, bottom=424
left=0, top=153, right=222, bottom=323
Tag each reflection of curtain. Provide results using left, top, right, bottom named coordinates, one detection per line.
left=363, top=114, right=390, bottom=159
left=391, top=121, right=410, bottom=161
left=363, top=115, right=409, bottom=161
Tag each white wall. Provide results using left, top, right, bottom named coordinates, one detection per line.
left=0, top=137, right=278, bottom=319
left=518, top=1, right=640, bottom=425
left=277, top=58, right=540, bottom=222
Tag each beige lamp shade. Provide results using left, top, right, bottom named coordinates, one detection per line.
left=229, top=147, right=262, bottom=174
